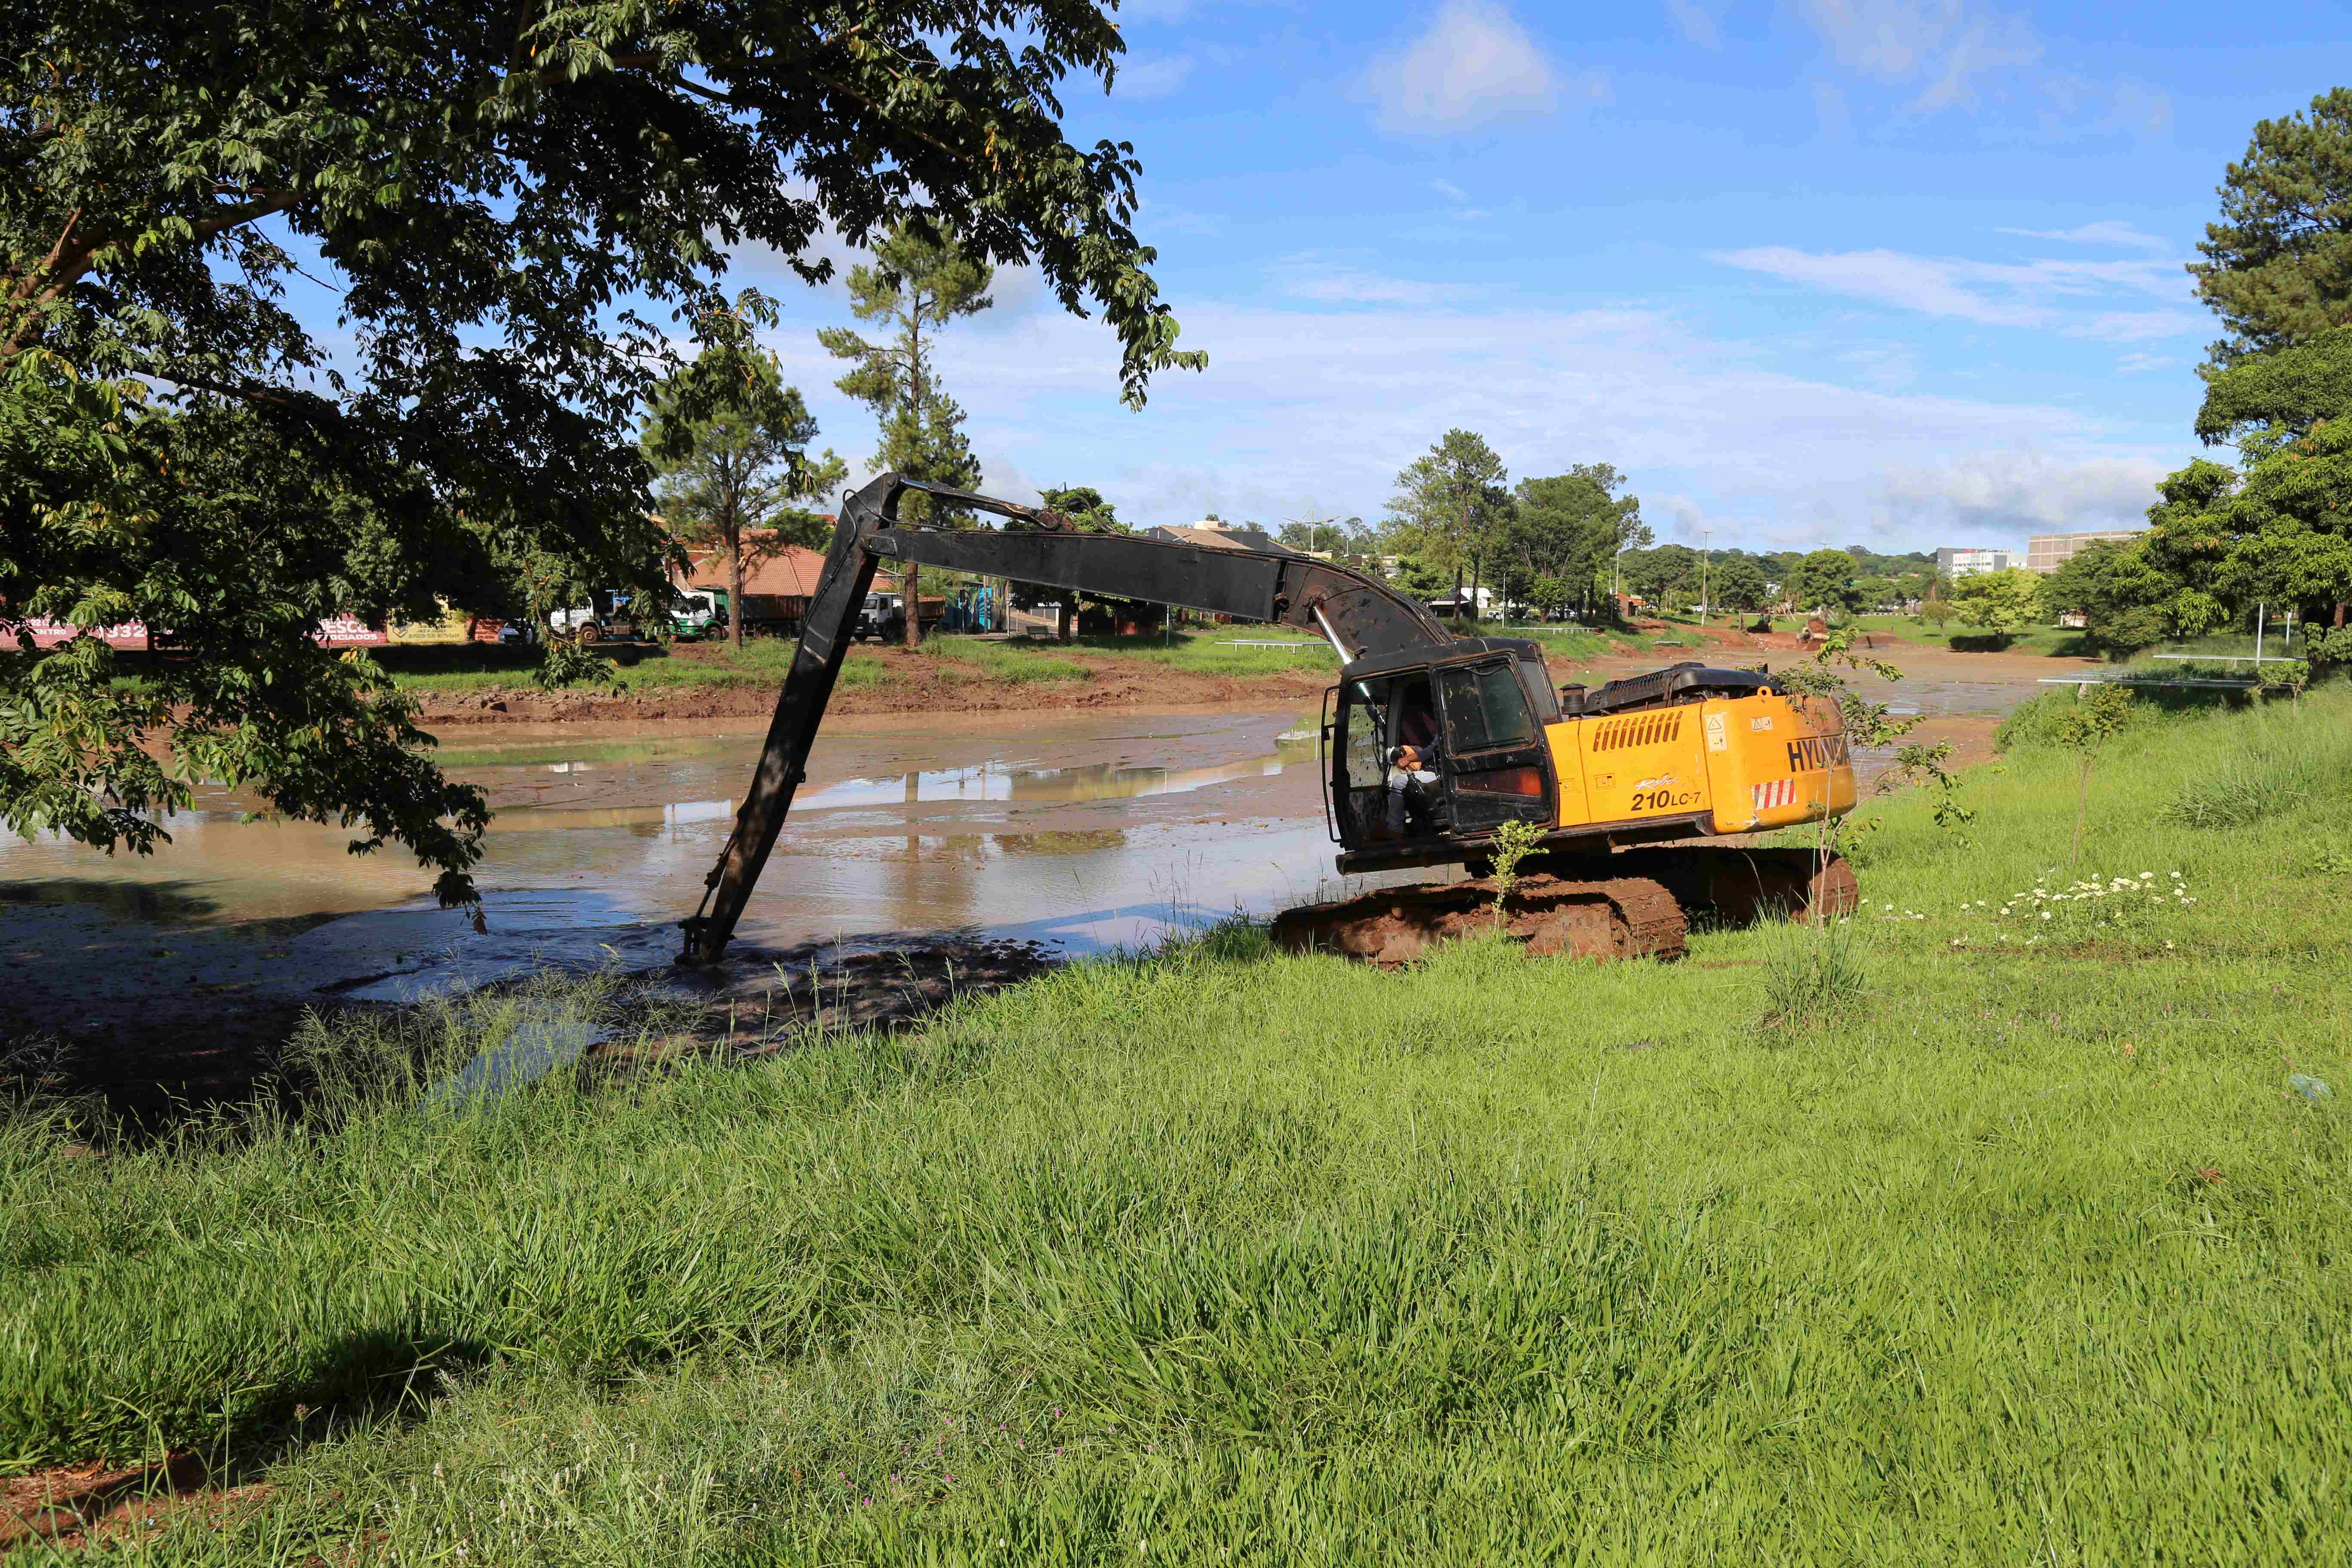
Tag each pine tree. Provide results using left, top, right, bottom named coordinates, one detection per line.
left=642, top=343, right=845, bottom=651
left=819, top=224, right=993, bottom=648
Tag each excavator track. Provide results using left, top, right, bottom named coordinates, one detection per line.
left=1603, top=846, right=1859, bottom=926
left=1269, top=873, right=1690, bottom=968
left=1267, top=849, right=1858, bottom=968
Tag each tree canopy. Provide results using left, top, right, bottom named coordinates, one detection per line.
left=1386, top=431, right=1509, bottom=601
left=5, top=0, right=1204, bottom=900
left=1947, top=568, right=2042, bottom=638
left=643, top=342, right=845, bottom=649
left=2188, top=87, right=2352, bottom=366
left=1710, top=556, right=1770, bottom=615
left=1503, top=465, right=1646, bottom=614
left=1791, top=549, right=1859, bottom=616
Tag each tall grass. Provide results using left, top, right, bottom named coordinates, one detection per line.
left=6, top=692, right=2352, bottom=1561
left=1755, top=904, right=1866, bottom=1026
left=2163, top=705, right=2352, bottom=827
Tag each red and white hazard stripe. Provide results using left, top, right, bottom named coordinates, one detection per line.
left=1752, top=777, right=1797, bottom=811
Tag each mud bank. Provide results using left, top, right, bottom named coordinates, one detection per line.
left=410, top=655, right=1336, bottom=729
left=0, top=909, right=1066, bottom=1126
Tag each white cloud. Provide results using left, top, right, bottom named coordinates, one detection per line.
left=1271, top=258, right=1464, bottom=305
left=1429, top=177, right=1471, bottom=203
left=1875, top=452, right=2165, bottom=537
left=1795, top=0, right=2167, bottom=136
left=1994, top=220, right=2168, bottom=250
left=1798, top=0, right=2038, bottom=110
left=758, top=290, right=2188, bottom=553
left=2114, top=352, right=2175, bottom=375
left=1664, top=0, right=1724, bottom=48
left=2102, top=79, right=2171, bottom=140
left=1118, top=53, right=1195, bottom=100
left=2067, top=310, right=2202, bottom=345
left=1361, top=2, right=1574, bottom=134
left=1716, top=244, right=2201, bottom=341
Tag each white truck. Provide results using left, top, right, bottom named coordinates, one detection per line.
left=549, top=588, right=719, bottom=642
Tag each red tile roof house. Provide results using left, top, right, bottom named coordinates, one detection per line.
left=670, top=527, right=932, bottom=633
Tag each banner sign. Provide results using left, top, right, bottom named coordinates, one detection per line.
left=6, top=616, right=390, bottom=649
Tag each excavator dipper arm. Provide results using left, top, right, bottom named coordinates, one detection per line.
left=677, top=474, right=1457, bottom=964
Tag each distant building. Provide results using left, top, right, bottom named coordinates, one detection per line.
left=2026, top=529, right=2147, bottom=573
left=1148, top=519, right=1300, bottom=555
left=1935, top=546, right=2011, bottom=579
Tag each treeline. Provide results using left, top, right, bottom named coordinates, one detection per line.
left=1616, top=544, right=1934, bottom=617
left=2038, top=90, right=2352, bottom=666
left=1266, top=426, right=1934, bottom=620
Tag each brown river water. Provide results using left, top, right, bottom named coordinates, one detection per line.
left=0, top=673, right=2046, bottom=1005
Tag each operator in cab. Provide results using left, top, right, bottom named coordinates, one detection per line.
left=1387, top=740, right=1448, bottom=836
left=1383, top=677, right=1448, bottom=836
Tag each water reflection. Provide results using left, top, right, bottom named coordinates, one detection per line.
left=798, top=754, right=1292, bottom=809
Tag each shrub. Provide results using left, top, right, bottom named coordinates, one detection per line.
left=1757, top=913, right=1867, bottom=1028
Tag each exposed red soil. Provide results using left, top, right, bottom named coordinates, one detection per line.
left=411, top=651, right=1336, bottom=728
left=0, top=1454, right=268, bottom=1553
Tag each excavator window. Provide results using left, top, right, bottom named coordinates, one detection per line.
left=1436, top=659, right=1550, bottom=832
left=1335, top=677, right=1399, bottom=843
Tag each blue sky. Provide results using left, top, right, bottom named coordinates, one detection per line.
left=730, top=0, right=2345, bottom=554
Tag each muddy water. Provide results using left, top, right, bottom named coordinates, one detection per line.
left=0, top=710, right=1351, bottom=996
left=0, top=674, right=2043, bottom=999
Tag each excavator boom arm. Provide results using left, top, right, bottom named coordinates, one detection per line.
left=678, top=474, right=1455, bottom=963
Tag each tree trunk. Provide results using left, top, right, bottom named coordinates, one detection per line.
left=726, top=530, right=745, bottom=653
left=901, top=561, right=922, bottom=648
left=2336, top=600, right=2346, bottom=628
left=1060, top=591, right=1076, bottom=643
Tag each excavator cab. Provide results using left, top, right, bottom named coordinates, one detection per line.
left=1326, top=643, right=1558, bottom=854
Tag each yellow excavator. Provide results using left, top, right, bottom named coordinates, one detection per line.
left=678, top=475, right=1858, bottom=967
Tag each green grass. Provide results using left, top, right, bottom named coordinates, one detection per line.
left=377, top=639, right=808, bottom=696
left=1850, top=614, right=2093, bottom=657
left=6, top=691, right=2352, bottom=1561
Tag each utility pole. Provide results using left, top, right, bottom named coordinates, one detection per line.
left=1283, top=508, right=1361, bottom=561
left=1700, top=527, right=1712, bottom=628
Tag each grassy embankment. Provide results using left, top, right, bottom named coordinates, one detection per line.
left=6, top=689, right=2351, bottom=1560
left=1850, top=615, right=2328, bottom=670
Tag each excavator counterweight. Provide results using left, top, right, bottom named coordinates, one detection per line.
left=679, top=474, right=1859, bottom=968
